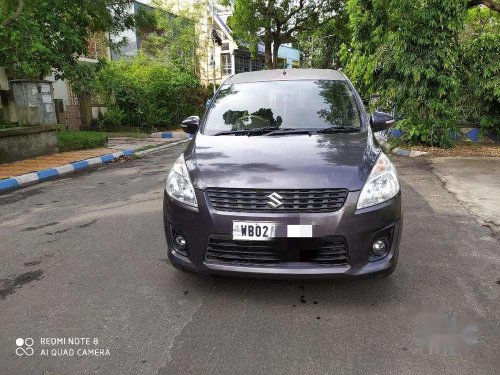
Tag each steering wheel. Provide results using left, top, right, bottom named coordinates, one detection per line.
left=233, top=114, right=269, bottom=130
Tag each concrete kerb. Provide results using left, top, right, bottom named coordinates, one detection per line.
left=135, top=139, right=190, bottom=156
left=0, top=138, right=191, bottom=194
left=151, top=132, right=193, bottom=139
left=375, top=133, right=427, bottom=157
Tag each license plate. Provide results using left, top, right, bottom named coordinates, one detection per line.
left=233, top=221, right=276, bottom=241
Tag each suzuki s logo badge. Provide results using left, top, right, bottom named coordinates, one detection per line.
left=267, top=192, right=284, bottom=209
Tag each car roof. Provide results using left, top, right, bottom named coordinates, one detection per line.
left=224, top=69, right=346, bottom=84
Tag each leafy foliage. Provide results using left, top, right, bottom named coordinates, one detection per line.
left=339, top=0, right=390, bottom=101
left=64, top=60, right=108, bottom=100
left=0, top=0, right=134, bottom=79
left=223, top=0, right=339, bottom=68
left=138, top=0, right=207, bottom=75
left=458, top=7, right=500, bottom=135
left=340, top=0, right=499, bottom=145
left=387, top=0, right=465, bottom=147
left=94, top=55, right=207, bottom=129
left=296, top=10, right=350, bottom=69
left=342, top=0, right=466, bottom=147
left=57, top=130, right=108, bottom=152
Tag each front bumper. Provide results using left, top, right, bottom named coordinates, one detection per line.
left=163, top=189, right=402, bottom=279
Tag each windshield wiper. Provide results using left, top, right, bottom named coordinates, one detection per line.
left=266, top=128, right=313, bottom=136
left=316, top=126, right=361, bottom=134
left=213, top=127, right=280, bottom=136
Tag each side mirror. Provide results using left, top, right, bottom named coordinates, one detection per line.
left=370, top=111, right=396, bottom=132
left=181, top=115, right=199, bottom=134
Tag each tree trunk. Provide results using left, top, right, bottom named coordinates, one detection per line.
left=264, top=40, right=273, bottom=69
left=272, top=42, right=280, bottom=69
left=467, top=0, right=500, bottom=12
left=1, top=0, right=24, bottom=28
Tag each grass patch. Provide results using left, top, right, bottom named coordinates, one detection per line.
left=0, top=122, right=19, bottom=130
left=58, top=130, right=108, bottom=152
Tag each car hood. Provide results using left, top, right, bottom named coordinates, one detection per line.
left=184, top=132, right=380, bottom=191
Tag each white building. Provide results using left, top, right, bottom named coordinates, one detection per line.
left=199, top=3, right=301, bottom=87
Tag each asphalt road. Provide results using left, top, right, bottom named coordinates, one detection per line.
left=431, top=157, right=500, bottom=234
left=1, top=144, right=499, bottom=375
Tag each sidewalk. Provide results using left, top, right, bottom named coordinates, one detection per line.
left=0, top=134, right=188, bottom=180
left=107, top=136, right=180, bottom=152
left=0, top=148, right=113, bottom=179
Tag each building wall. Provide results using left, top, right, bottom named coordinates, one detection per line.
left=277, top=45, right=301, bottom=68
left=199, top=14, right=239, bottom=87
left=49, top=74, right=70, bottom=103
left=44, top=73, right=83, bottom=129
left=111, top=28, right=139, bottom=59
left=0, top=125, right=59, bottom=163
left=199, top=6, right=301, bottom=87
left=110, top=1, right=156, bottom=60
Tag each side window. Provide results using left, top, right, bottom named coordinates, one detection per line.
left=221, top=53, right=232, bottom=75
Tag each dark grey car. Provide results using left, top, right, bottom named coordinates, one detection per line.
left=163, top=69, right=402, bottom=278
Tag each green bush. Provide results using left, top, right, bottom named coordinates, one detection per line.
left=458, top=8, right=500, bottom=137
left=98, top=107, right=127, bottom=131
left=94, top=55, right=207, bottom=129
left=341, top=0, right=500, bottom=147
left=0, top=122, right=19, bottom=130
left=397, top=119, right=456, bottom=148
left=57, top=131, right=108, bottom=152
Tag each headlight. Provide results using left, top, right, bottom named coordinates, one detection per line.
left=357, top=153, right=399, bottom=209
left=166, top=154, right=198, bottom=207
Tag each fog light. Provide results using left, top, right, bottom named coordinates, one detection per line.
left=371, top=239, right=387, bottom=257
left=174, top=235, right=187, bottom=251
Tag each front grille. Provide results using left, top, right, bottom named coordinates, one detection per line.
left=205, top=235, right=348, bottom=266
left=205, top=188, right=349, bottom=213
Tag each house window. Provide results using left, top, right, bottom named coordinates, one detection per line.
left=221, top=43, right=229, bottom=51
left=221, top=53, right=232, bottom=75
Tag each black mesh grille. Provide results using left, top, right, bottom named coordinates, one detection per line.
left=205, top=235, right=348, bottom=266
left=205, top=188, right=349, bottom=213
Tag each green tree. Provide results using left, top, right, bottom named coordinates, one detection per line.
left=458, top=6, right=500, bottom=134
left=341, top=0, right=466, bottom=146
left=0, top=0, right=134, bottom=79
left=95, top=54, right=207, bottom=129
left=138, top=0, right=208, bottom=75
left=339, top=0, right=391, bottom=102
left=222, top=0, right=339, bottom=68
left=341, top=0, right=499, bottom=145
left=296, top=10, right=351, bottom=69
left=387, top=0, right=466, bottom=146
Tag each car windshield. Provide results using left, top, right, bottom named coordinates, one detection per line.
left=202, top=80, right=362, bottom=135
